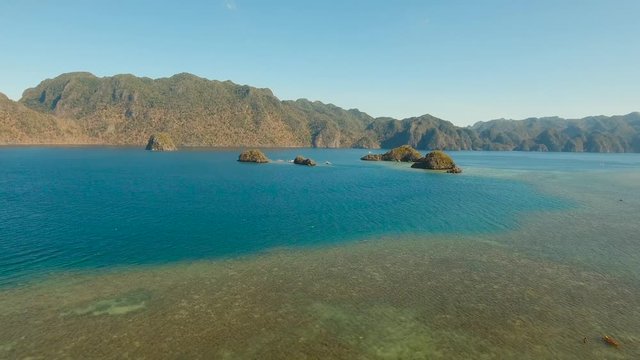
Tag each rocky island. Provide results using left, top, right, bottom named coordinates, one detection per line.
left=293, top=156, right=317, bottom=166
left=145, top=133, right=177, bottom=151
left=238, top=149, right=269, bottom=163
left=362, top=146, right=462, bottom=173
left=411, top=150, right=462, bottom=173
left=360, top=145, right=422, bottom=162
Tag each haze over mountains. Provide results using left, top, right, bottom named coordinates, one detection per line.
left=2, top=72, right=639, bottom=152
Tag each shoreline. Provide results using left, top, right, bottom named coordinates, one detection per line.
left=2, top=144, right=640, bottom=154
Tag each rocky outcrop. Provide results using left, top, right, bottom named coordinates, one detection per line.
left=145, top=133, right=177, bottom=151
left=293, top=155, right=317, bottom=166
left=361, top=153, right=383, bottom=161
left=411, top=150, right=458, bottom=171
left=361, top=145, right=422, bottom=162
left=238, top=149, right=269, bottom=163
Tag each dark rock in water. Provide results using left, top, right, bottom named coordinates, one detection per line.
left=238, top=149, right=269, bottom=163
left=145, top=133, right=177, bottom=151
left=361, top=145, right=422, bottom=162
left=361, top=153, right=383, bottom=161
left=411, top=150, right=459, bottom=172
left=293, top=155, right=317, bottom=166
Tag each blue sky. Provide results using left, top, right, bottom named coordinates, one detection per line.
left=0, top=0, right=638, bottom=125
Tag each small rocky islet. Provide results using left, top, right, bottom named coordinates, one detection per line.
left=363, top=146, right=462, bottom=173
left=238, top=149, right=270, bottom=163
left=293, top=156, right=317, bottom=166
left=237, top=150, right=317, bottom=166
left=235, top=146, right=460, bottom=172
left=145, top=133, right=177, bottom=151
left=411, top=150, right=463, bottom=173
left=360, top=145, right=422, bottom=162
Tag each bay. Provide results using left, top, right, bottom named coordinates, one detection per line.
left=1, top=148, right=639, bottom=359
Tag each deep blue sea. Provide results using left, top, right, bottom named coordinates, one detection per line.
left=0, top=148, right=570, bottom=286
left=1, top=148, right=640, bottom=358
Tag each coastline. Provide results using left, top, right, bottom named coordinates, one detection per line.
left=2, top=143, right=640, bottom=154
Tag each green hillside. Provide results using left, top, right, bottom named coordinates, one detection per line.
left=0, top=72, right=637, bottom=152
left=0, top=92, right=90, bottom=145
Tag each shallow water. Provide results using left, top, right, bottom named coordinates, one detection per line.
left=0, top=149, right=639, bottom=359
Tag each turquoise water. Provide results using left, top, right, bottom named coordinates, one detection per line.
left=0, top=148, right=567, bottom=286
left=2, top=148, right=640, bottom=359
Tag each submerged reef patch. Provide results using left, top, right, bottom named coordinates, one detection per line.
left=62, top=290, right=151, bottom=317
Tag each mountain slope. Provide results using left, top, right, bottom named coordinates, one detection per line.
left=0, top=92, right=90, bottom=145
left=365, top=114, right=483, bottom=150
left=3, top=72, right=639, bottom=152
left=282, top=99, right=375, bottom=148
left=16, top=72, right=481, bottom=149
left=20, top=72, right=310, bottom=146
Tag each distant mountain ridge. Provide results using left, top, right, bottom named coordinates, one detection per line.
left=0, top=72, right=638, bottom=152
left=472, top=113, right=640, bottom=152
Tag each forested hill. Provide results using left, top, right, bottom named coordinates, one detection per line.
left=472, top=113, right=640, bottom=152
left=0, top=72, right=637, bottom=152
left=0, top=91, right=92, bottom=145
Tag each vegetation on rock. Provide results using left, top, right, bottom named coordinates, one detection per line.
left=293, top=155, right=317, bottom=166
left=361, top=145, right=422, bottom=162
left=360, top=154, right=383, bottom=161
left=238, top=149, right=269, bottom=163
left=145, top=133, right=177, bottom=151
left=411, top=150, right=457, bottom=170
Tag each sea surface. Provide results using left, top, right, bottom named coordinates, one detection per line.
left=0, top=148, right=639, bottom=359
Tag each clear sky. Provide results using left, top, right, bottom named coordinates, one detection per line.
left=0, top=0, right=638, bottom=126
